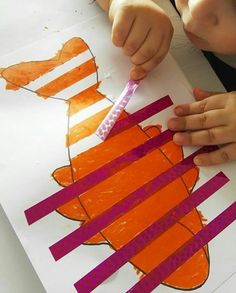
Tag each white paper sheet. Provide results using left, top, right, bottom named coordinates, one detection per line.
left=0, top=12, right=235, bottom=293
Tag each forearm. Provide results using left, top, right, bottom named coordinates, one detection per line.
left=96, top=0, right=111, bottom=11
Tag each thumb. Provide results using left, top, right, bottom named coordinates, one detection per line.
left=193, top=87, right=223, bottom=101
left=130, top=66, right=147, bottom=81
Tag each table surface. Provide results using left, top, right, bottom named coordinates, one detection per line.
left=0, top=1, right=227, bottom=292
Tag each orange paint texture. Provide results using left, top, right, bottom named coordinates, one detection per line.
left=1, top=37, right=209, bottom=290
left=0, top=38, right=88, bottom=91
left=55, top=123, right=209, bottom=289
left=67, top=106, right=111, bottom=147
left=67, top=83, right=105, bottom=116
left=36, top=58, right=97, bottom=97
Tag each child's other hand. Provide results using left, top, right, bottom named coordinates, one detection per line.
left=168, top=88, right=236, bottom=166
left=108, top=0, right=173, bottom=80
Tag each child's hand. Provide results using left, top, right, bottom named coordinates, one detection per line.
left=108, top=0, right=173, bottom=80
left=168, top=88, right=236, bottom=166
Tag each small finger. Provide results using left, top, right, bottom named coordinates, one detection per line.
left=174, top=95, right=226, bottom=117
left=194, top=142, right=236, bottom=166
left=168, top=109, right=227, bottom=131
left=123, top=19, right=150, bottom=56
left=130, top=29, right=162, bottom=65
left=173, top=126, right=230, bottom=146
left=135, top=33, right=171, bottom=74
left=111, top=11, right=135, bottom=47
left=193, top=87, right=224, bottom=101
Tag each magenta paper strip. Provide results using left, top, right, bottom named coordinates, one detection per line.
left=49, top=145, right=217, bottom=261
left=126, top=201, right=236, bottom=293
left=73, top=172, right=229, bottom=293
left=25, top=129, right=174, bottom=225
left=108, top=95, right=173, bottom=138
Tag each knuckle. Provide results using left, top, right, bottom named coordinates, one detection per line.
left=111, top=4, right=133, bottom=18
left=187, top=132, right=193, bottom=144
left=199, top=113, right=208, bottom=128
left=112, top=30, right=125, bottom=47
left=207, top=129, right=215, bottom=143
left=140, top=47, right=156, bottom=60
left=181, top=118, right=187, bottom=129
left=199, top=100, right=207, bottom=113
left=142, top=57, right=161, bottom=71
left=120, top=4, right=134, bottom=14
left=153, top=54, right=164, bottom=65
left=220, top=150, right=230, bottom=163
left=124, top=41, right=139, bottom=55
left=132, top=47, right=157, bottom=65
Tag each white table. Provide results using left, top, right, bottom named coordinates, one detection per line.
left=0, top=1, right=226, bottom=292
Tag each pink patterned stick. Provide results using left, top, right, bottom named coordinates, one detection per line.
left=96, top=79, right=140, bottom=140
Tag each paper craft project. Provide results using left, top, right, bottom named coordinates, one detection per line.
left=0, top=12, right=235, bottom=293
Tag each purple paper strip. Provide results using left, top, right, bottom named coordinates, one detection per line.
left=49, top=145, right=217, bottom=261
left=96, top=80, right=140, bottom=140
left=73, top=172, right=229, bottom=293
left=25, top=129, right=174, bottom=225
left=108, top=95, right=173, bottom=138
left=127, top=201, right=236, bottom=293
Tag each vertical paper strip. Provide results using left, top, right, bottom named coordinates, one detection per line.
left=50, top=146, right=217, bottom=260
left=96, top=80, right=140, bottom=140
left=126, top=202, right=236, bottom=293
left=73, top=172, right=229, bottom=293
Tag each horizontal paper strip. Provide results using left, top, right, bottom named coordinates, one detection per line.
left=126, top=201, right=236, bottom=293
left=73, top=172, right=229, bottom=293
left=49, top=145, right=217, bottom=260
left=25, top=130, right=174, bottom=225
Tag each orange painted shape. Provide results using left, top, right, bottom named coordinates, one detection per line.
left=143, top=125, right=184, bottom=165
left=131, top=223, right=208, bottom=289
left=36, top=59, right=96, bottom=97
left=160, top=140, right=183, bottom=165
left=67, top=83, right=105, bottom=116
left=55, top=121, right=208, bottom=289
left=55, top=126, right=150, bottom=183
left=182, top=167, right=199, bottom=192
left=57, top=198, right=87, bottom=221
left=1, top=36, right=209, bottom=290
left=0, top=38, right=89, bottom=90
left=69, top=126, right=150, bottom=178
left=52, top=165, right=73, bottom=187
left=85, top=233, right=108, bottom=245
left=57, top=198, right=107, bottom=244
left=165, top=247, right=208, bottom=289
left=143, top=125, right=162, bottom=137
left=67, top=106, right=112, bottom=147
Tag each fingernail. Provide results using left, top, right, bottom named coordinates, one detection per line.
left=173, top=133, right=184, bottom=145
left=168, top=118, right=179, bottom=130
left=130, top=67, right=146, bottom=81
left=194, top=156, right=202, bottom=166
left=175, top=106, right=184, bottom=115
